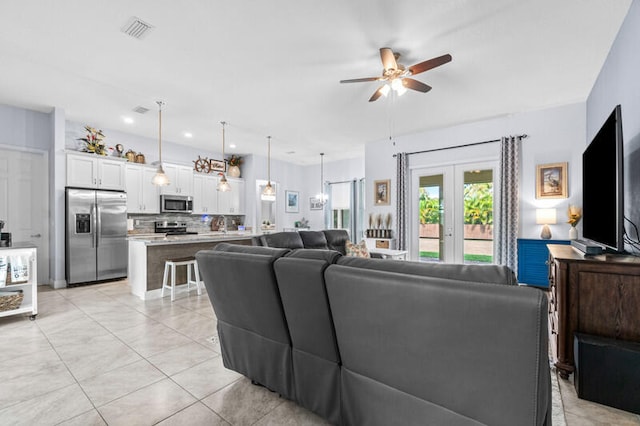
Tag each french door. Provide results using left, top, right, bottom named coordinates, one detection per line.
left=410, top=161, right=497, bottom=264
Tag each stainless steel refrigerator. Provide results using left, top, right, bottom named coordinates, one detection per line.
left=65, top=188, right=128, bottom=285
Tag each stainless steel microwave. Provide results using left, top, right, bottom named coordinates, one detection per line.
left=160, top=195, right=193, bottom=213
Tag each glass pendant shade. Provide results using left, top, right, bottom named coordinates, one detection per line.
left=153, top=100, right=170, bottom=186
left=152, top=164, right=170, bottom=186
left=217, top=174, right=231, bottom=192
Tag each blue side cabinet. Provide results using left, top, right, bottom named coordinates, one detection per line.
left=517, top=239, right=570, bottom=287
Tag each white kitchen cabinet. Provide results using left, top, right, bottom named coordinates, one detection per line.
left=0, top=244, right=37, bottom=320
left=66, top=152, right=126, bottom=190
left=217, top=177, right=245, bottom=214
left=125, top=164, right=160, bottom=213
left=160, top=164, right=194, bottom=196
left=193, top=174, right=219, bottom=214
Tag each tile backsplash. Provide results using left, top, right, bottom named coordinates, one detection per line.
left=128, top=213, right=245, bottom=234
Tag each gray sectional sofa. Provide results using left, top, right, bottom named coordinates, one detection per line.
left=196, top=244, right=551, bottom=426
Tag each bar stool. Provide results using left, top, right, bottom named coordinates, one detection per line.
left=161, top=256, right=202, bottom=301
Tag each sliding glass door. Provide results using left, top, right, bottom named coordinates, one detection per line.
left=411, top=161, right=496, bottom=264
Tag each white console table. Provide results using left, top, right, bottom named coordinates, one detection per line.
left=369, top=248, right=408, bottom=260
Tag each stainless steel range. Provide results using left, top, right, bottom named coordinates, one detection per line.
left=154, top=221, right=198, bottom=236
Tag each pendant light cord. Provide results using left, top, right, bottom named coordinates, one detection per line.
left=157, top=101, right=165, bottom=164
left=320, top=152, right=324, bottom=199
left=267, top=136, right=271, bottom=183
left=220, top=121, right=226, bottom=163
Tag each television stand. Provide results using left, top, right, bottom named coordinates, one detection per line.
left=547, top=244, right=640, bottom=379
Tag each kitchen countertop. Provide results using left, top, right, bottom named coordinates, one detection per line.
left=128, top=232, right=258, bottom=246
left=0, top=242, right=37, bottom=250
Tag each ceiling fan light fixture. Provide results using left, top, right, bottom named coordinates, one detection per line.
left=379, top=84, right=391, bottom=97
left=391, top=78, right=407, bottom=95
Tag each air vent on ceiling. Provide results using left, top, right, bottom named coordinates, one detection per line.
left=122, top=17, right=154, bottom=39
left=132, top=106, right=150, bottom=114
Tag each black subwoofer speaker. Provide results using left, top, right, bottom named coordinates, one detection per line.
left=574, top=333, right=640, bottom=415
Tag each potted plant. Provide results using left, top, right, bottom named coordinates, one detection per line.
left=227, top=155, right=243, bottom=177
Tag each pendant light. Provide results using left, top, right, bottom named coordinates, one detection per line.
left=261, top=136, right=276, bottom=200
left=216, top=121, right=231, bottom=192
left=152, top=101, right=170, bottom=186
left=316, top=152, right=328, bottom=205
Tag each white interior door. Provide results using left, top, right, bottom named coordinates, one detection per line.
left=0, top=147, right=49, bottom=284
left=411, top=160, right=496, bottom=264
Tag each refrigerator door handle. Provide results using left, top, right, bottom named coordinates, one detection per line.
left=96, top=204, right=102, bottom=247
left=91, top=204, right=97, bottom=248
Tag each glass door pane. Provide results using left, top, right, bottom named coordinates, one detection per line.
left=418, top=173, right=451, bottom=262
left=462, top=168, right=494, bottom=264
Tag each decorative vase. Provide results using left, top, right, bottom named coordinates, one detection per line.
left=228, top=165, right=241, bottom=178
left=569, top=226, right=578, bottom=240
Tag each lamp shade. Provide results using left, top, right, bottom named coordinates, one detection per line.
left=536, top=208, right=557, bottom=225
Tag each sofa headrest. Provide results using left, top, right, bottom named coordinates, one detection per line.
left=286, top=248, right=342, bottom=263
left=322, top=229, right=350, bottom=254
left=336, top=256, right=517, bottom=285
left=213, top=242, right=291, bottom=257
left=259, top=232, right=304, bottom=249
left=298, top=231, right=329, bottom=250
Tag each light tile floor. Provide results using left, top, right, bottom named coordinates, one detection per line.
left=0, top=279, right=638, bottom=425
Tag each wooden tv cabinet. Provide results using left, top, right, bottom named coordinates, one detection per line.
left=547, top=244, right=640, bottom=379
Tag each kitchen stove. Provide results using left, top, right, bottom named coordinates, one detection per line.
left=154, top=221, right=198, bottom=236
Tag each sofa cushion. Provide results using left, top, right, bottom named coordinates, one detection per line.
left=345, top=239, right=370, bottom=258
left=298, top=231, right=329, bottom=250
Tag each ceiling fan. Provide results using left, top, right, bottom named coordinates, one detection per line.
left=340, top=48, right=452, bottom=102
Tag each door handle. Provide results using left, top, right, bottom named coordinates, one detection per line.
left=30, top=234, right=41, bottom=238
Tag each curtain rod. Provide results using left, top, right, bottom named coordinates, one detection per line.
left=392, top=134, right=528, bottom=157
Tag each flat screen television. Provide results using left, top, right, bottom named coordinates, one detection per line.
left=582, top=104, right=624, bottom=253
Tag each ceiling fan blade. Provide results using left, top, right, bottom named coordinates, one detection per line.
left=402, top=78, right=432, bottom=93
left=380, top=47, right=398, bottom=72
left=340, top=77, right=381, bottom=84
left=408, top=54, right=452, bottom=75
left=368, top=86, right=386, bottom=102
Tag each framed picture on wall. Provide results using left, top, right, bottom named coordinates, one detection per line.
left=374, top=179, right=391, bottom=205
left=310, top=197, right=324, bottom=210
left=536, top=162, right=568, bottom=199
left=285, top=190, right=299, bottom=213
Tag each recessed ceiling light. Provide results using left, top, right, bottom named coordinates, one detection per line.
left=122, top=116, right=134, bottom=124
left=229, top=144, right=237, bottom=149
left=184, top=132, right=193, bottom=138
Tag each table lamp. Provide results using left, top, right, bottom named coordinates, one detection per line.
left=536, top=208, right=557, bottom=239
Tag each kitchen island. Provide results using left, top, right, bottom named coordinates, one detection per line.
left=128, top=233, right=255, bottom=300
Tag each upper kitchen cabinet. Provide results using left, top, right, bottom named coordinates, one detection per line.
left=66, top=152, right=126, bottom=190
left=217, top=177, right=245, bottom=214
left=160, top=164, right=194, bottom=196
left=193, top=173, right=219, bottom=214
left=125, top=164, right=160, bottom=214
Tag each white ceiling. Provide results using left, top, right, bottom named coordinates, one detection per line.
left=0, top=1, right=631, bottom=165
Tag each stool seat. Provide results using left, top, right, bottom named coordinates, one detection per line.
left=161, top=257, right=202, bottom=301
left=166, top=256, right=196, bottom=263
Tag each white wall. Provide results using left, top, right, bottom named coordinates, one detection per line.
left=365, top=102, right=586, bottom=241
left=587, top=0, right=640, bottom=246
